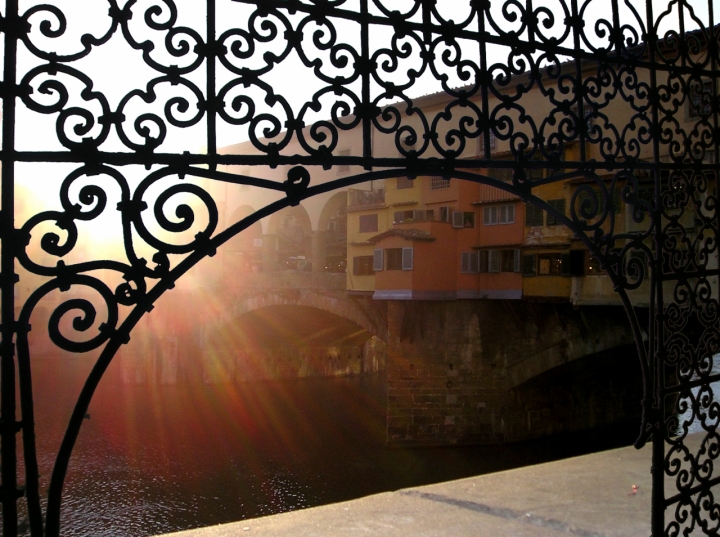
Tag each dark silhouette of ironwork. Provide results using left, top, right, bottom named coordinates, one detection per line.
left=0, top=1, right=718, bottom=535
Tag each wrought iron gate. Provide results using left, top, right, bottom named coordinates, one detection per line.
left=0, top=0, right=718, bottom=535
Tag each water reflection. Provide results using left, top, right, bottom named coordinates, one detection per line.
left=17, top=357, right=638, bottom=537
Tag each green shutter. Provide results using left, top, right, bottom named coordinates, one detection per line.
left=522, top=254, right=536, bottom=276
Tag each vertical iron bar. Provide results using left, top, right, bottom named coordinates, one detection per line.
left=645, top=0, right=664, bottom=535
left=361, top=0, right=371, bottom=169
left=571, top=0, right=586, bottom=163
left=421, top=0, right=432, bottom=48
left=477, top=1, right=490, bottom=159
left=207, top=0, right=217, bottom=171
left=611, top=0, right=622, bottom=56
left=710, top=0, right=717, bottom=171
left=1, top=0, right=19, bottom=535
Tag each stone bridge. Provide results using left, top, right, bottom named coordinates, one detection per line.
left=218, top=272, right=387, bottom=340
left=182, top=272, right=642, bottom=446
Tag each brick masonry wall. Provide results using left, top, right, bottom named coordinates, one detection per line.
left=385, top=301, right=643, bottom=445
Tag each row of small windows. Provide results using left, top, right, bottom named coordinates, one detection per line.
left=355, top=249, right=604, bottom=277
left=522, top=251, right=589, bottom=277
left=461, top=250, right=521, bottom=273
left=361, top=193, right=622, bottom=233
left=359, top=210, right=476, bottom=231
left=352, top=248, right=414, bottom=275
left=483, top=204, right=515, bottom=225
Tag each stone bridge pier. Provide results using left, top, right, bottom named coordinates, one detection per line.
left=384, top=300, right=640, bottom=446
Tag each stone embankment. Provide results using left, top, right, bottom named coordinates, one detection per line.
left=154, top=433, right=680, bottom=537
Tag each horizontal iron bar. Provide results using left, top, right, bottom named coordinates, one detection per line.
left=3, top=151, right=717, bottom=172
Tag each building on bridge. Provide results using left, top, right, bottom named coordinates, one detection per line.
left=188, top=38, right=718, bottom=310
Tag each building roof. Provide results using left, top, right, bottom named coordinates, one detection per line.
left=367, top=229, right=436, bottom=243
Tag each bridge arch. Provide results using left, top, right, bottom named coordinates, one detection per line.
left=214, top=285, right=385, bottom=341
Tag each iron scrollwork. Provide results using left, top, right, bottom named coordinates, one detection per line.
left=0, top=0, right=718, bottom=535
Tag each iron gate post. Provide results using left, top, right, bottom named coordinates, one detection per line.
left=1, top=0, right=19, bottom=535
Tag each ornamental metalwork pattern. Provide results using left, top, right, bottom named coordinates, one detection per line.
left=0, top=0, right=717, bottom=535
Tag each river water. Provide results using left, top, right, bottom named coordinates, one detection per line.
left=16, top=356, right=639, bottom=537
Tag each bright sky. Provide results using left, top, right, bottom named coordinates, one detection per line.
left=12, top=0, right=715, bottom=156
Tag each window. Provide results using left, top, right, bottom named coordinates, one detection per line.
left=483, top=204, right=516, bottom=225
left=394, top=210, right=413, bottom=224
left=461, top=252, right=479, bottom=273
left=386, top=247, right=414, bottom=270
left=419, top=209, right=433, bottom=221
left=689, top=80, right=713, bottom=119
left=373, top=249, right=384, bottom=271
left=439, top=206, right=451, bottom=222
left=538, top=253, right=563, bottom=275
left=499, top=204, right=515, bottom=224
left=484, top=206, right=498, bottom=225
left=546, top=199, right=566, bottom=226
left=359, top=214, right=378, bottom=233
left=526, top=203, right=543, bottom=226
left=386, top=248, right=403, bottom=270
left=522, top=254, right=536, bottom=276
left=463, top=212, right=475, bottom=228
left=397, top=176, right=414, bottom=189
left=452, top=211, right=464, bottom=228
left=488, top=250, right=500, bottom=273
left=501, top=250, right=515, bottom=272
left=431, top=176, right=451, bottom=190
left=402, top=247, right=414, bottom=270
left=353, top=256, right=375, bottom=276
left=394, top=210, right=434, bottom=224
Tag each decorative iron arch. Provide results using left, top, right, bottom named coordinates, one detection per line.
left=1, top=1, right=718, bottom=536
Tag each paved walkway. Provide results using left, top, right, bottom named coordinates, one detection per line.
left=158, top=440, right=657, bottom=537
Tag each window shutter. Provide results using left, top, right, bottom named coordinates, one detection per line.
left=402, top=247, right=414, bottom=270
left=483, top=207, right=490, bottom=225
left=522, top=254, right=536, bottom=276
left=514, top=249, right=521, bottom=272
left=489, top=250, right=500, bottom=273
left=508, top=204, right=515, bottom=223
left=561, top=253, right=571, bottom=276
left=470, top=252, right=479, bottom=273
left=452, top=211, right=464, bottom=228
left=461, top=252, right=470, bottom=273
left=525, top=203, right=543, bottom=227
left=373, top=249, right=384, bottom=271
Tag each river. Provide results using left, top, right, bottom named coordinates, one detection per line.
left=15, top=356, right=640, bottom=537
